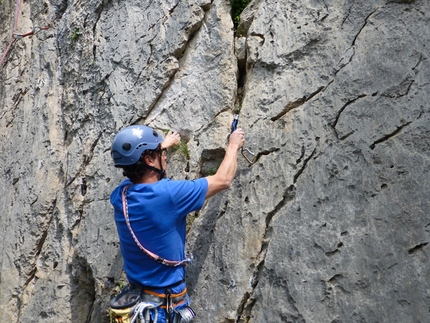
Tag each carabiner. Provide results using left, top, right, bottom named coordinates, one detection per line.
left=231, top=114, right=258, bottom=165
left=241, top=147, right=257, bottom=165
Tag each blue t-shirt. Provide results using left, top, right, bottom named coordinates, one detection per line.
left=110, top=177, right=208, bottom=289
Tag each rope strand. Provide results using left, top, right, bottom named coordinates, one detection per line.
left=122, top=185, right=193, bottom=267
left=1, top=0, right=50, bottom=67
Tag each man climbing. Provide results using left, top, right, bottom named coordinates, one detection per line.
left=110, top=124, right=245, bottom=322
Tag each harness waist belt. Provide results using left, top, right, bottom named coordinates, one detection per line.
left=141, top=288, right=187, bottom=308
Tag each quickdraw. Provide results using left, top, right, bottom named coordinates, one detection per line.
left=131, top=302, right=160, bottom=323
left=231, top=114, right=258, bottom=165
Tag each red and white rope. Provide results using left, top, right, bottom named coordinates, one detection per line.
left=121, top=185, right=192, bottom=267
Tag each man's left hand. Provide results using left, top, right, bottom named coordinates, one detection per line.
left=162, top=130, right=181, bottom=149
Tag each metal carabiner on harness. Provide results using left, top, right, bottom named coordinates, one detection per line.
left=231, top=114, right=257, bottom=165
left=131, top=302, right=160, bottom=323
left=165, top=289, right=174, bottom=323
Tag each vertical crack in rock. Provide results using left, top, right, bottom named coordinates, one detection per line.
left=336, top=8, right=379, bottom=75
left=332, top=94, right=367, bottom=139
left=66, top=132, right=103, bottom=187
left=21, top=198, right=56, bottom=293
left=70, top=254, right=96, bottom=322
left=22, top=226, right=51, bottom=288
left=216, top=201, right=228, bottom=220
left=412, top=53, right=423, bottom=73
left=4, top=88, right=29, bottom=127
left=294, top=148, right=316, bottom=183
left=168, top=1, right=180, bottom=14
left=91, top=2, right=104, bottom=62
left=54, top=0, right=68, bottom=20
left=369, top=121, right=412, bottom=150
left=236, top=186, right=296, bottom=322
left=351, top=9, right=378, bottom=47
left=186, top=197, right=228, bottom=292
left=137, top=3, right=209, bottom=124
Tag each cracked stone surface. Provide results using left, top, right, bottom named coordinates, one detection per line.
left=0, top=0, right=429, bottom=322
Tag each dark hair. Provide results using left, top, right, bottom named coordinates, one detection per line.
left=122, top=149, right=158, bottom=182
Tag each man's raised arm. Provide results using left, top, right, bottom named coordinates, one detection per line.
left=205, top=128, right=245, bottom=199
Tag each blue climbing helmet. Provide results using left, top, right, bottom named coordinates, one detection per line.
left=111, top=125, right=163, bottom=167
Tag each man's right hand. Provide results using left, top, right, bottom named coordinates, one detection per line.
left=205, top=128, right=245, bottom=199
left=229, top=128, right=245, bottom=151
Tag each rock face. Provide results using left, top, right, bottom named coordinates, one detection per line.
left=0, top=0, right=429, bottom=322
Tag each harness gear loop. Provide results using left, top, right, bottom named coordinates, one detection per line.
left=165, top=289, right=173, bottom=323
left=122, top=185, right=193, bottom=266
left=166, top=289, right=174, bottom=314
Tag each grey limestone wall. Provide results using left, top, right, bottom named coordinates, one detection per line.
left=0, top=0, right=429, bottom=322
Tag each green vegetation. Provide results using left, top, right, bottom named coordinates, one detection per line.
left=110, top=280, right=126, bottom=298
left=177, top=140, right=189, bottom=159
left=70, top=28, right=81, bottom=41
left=206, top=167, right=218, bottom=176
left=118, top=281, right=125, bottom=290
left=230, top=0, right=251, bottom=28
left=161, top=130, right=189, bottom=159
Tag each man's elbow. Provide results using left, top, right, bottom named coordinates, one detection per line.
left=214, top=175, right=232, bottom=191
left=205, top=175, right=233, bottom=198
left=220, top=178, right=232, bottom=191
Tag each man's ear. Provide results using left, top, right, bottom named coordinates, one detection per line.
left=143, top=154, right=154, bottom=166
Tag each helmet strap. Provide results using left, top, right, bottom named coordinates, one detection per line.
left=143, top=164, right=165, bottom=180
left=142, top=152, right=165, bottom=180
left=158, top=153, right=166, bottom=179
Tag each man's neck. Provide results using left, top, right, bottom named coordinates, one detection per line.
left=133, top=171, right=160, bottom=184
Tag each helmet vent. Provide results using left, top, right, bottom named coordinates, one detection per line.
left=153, top=130, right=159, bottom=137
left=122, top=143, right=132, bottom=151
left=136, top=143, right=148, bottom=149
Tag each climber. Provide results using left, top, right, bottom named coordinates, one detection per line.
left=109, top=124, right=245, bottom=322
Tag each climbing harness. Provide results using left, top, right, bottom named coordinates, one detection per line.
left=110, top=286, right=195, bottom=323
left=231, top=114, right=258, bottom=165
left=122, top=184, right=193, bottom=266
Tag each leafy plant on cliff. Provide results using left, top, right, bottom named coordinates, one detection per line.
left=230, top=0, right=251, bottom=28
left=177, top=140, right=189, bottom=159
left=206, top=167, right=218, bottom=176
left=70, top=28, right=81, bottom=41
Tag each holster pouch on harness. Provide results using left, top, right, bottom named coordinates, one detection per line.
left=110, top=288, right=142, bottom=323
